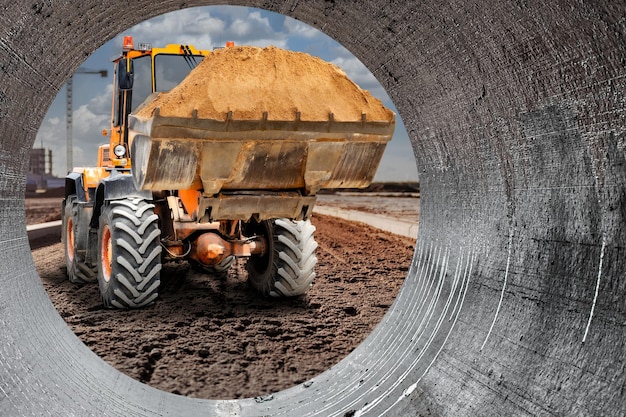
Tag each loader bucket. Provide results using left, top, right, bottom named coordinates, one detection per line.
left=128, top=46, right=395, bottom=198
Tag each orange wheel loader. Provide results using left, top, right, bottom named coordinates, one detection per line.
left=62, top=36, right=395, bottom=308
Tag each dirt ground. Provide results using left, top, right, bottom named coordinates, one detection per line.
left=25, top=197, right=63, bottom=225
left=29, top=198, right=415, bottom=400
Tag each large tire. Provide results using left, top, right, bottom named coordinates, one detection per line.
left=62, top=195, right=97, bottom=284
left=97, top=198, right=162, bottom=309
left=245, top=218, right=318, bottom=297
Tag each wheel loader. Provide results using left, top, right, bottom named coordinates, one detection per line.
left=62, top=36, right=395, bottom=309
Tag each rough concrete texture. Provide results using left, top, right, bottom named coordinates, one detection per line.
left=0, top=1, right=624, bottom=417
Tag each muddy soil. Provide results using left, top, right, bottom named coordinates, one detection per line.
left=25, top=197, right=62, bottom=225
left=32, top=211, right=414, bottom=400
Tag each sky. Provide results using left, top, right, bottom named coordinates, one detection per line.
left=35, top=5, right=418, bottom=182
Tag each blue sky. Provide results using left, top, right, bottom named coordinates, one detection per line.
left=36, top=5, right=418, bottom=182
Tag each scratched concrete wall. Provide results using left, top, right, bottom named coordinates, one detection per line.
left=0, top=1, right=624, bottom=416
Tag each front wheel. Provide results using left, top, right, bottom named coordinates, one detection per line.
left=97, top=198, right=162, bottom=309
left=245, top=218, right=318, bottom=297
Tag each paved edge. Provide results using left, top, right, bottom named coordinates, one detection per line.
left=26, top=220, right=62, bottom=242
left=313, top=206, right=419, bottom=239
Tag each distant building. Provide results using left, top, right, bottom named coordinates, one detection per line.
left=29, top=148, right=52, bottom=176
left=27, top=148, right=61, bottom=192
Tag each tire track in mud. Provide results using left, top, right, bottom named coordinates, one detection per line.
left=32, top=213, right=414, bottom=399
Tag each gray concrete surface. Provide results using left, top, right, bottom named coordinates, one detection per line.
left=1, top=1, right=625, bottom=416
left=26, top=220, right=61, bottom=250
left=26, top=219, right=61, bottom=240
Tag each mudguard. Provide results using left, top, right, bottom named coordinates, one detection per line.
left=64, top=171, right=87, bottom=202
left=90, top=170, right=153, bottom=229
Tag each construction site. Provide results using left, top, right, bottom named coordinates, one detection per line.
left=28, top=193, right=418, bottom=399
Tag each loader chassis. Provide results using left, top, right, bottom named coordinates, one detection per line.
left=63, top=38, right=394, bottom=308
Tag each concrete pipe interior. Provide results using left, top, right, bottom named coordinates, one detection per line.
left=1, top=1, right=624, bottom=416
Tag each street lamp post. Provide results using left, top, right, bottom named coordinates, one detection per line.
left=66, top=68, right=108, bottom=173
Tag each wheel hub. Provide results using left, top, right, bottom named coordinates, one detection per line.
left=101, top=225, right=112, bottom=282
left=66, top=217, right=75, bottom=263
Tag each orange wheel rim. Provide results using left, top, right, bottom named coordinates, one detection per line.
left=66, top=217, right=75, bottom=262
left=101, top=225, right=112, bottom=282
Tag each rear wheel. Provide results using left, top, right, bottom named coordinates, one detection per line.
left=245, top=218, right=318, bottom=297
left=62, top=195, right=97, bottom=284
left=97, top=198, right=162, bottom=309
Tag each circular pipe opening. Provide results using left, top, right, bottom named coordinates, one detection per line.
left=28, top=4, right=420, bottom=402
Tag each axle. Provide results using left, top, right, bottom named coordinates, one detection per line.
left=189, top=232, right=266, bottom=267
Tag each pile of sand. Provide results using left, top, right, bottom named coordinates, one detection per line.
left=135, top=46, right=394, bottom=123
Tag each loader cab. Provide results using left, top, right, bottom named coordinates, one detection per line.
left=105, top=36, right=211, bottom=169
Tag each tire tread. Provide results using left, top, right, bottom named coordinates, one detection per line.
left=97, top=198, right=161, bottom=309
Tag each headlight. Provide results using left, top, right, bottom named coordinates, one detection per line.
left=113, top=144, right=126, bottom=157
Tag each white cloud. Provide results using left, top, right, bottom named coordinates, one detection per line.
left=283, top=18, right=319, bottom=39
left=331, top=56, right=378, bottom=88
left=208, top=5, right=252, bottom=20
left=114, top=7, right=287, bottom=51
left=196, top=15, right=227, bottom=33
left=85, top=84, right=112, bottom=115
left=35, top=86, right=112, bottom=176
left=73, top=105, right=109, bottom=137
left=223, top=10, right=287, bottom=47
left=116, top=8, right=224, bottom=49
left=330, top=55, right=390, bottom=104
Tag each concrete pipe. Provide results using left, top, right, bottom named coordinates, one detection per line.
left=0, top=1, right=624, bottom=416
